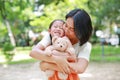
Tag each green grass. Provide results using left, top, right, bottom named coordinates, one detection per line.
left=5, top=59, right=37, bottom=65
left=90, top=44, right=120, bottom=62
left=0, top=45, right=120, bottom=64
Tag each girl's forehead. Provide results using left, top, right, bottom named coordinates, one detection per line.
left=53, top=21, right=64, bottom=24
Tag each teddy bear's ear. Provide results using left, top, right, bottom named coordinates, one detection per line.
left=52, top=36, right=59, bottom=43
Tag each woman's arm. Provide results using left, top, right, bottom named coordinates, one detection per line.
left=68, top=58, right=88, bottom=74
left=40, top=57, right=88, bottom=74
left=40, top=61, right=62, bottom=72
left=30, top=45, right=71, bottom=73
left=30, top=45, right=56, bottom=63
left=68, top=42, right=91, bottom=74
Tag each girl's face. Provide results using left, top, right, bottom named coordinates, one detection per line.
left=63, top=17, right=78, bottom=44
left=49, top=21, right=64, bottom=37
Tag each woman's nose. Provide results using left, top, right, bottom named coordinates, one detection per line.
left=63, top=24, right=66, bottom=30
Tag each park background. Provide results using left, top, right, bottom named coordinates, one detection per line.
left=0, top=0, right=120, bottom=80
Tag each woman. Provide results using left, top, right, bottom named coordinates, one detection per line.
left=30, top=8, right=93, bottom=80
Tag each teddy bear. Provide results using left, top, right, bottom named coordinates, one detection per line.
left=44, top=36, right=76, bottom=80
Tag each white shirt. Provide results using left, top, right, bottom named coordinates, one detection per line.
left=38, top=32, right=51, bottom=48
left=38, top=32, right=92, bottom=61
left=73, top=42, right=92, bottom=61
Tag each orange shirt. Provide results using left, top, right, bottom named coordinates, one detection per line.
left=48, top=71, right=80, bottom=80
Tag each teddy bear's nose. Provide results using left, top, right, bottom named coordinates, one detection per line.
left=60, top=45, right=62, bottom=47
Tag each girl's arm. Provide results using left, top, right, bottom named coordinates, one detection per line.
left=30, top=45, right=56, bottom=63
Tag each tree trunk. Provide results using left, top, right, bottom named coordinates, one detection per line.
left=5, top=18, right=16, bottom=46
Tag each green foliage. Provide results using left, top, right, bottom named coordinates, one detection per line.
left=30, top=0, right=90, bottom=31
left=3, top=43, right=14, bottom=51
left=2, top=42, right=15, bottom=62
left=88, top=0, right=120, bottom=28
left=0, top=0, right=120, bottom=47
left=0, top=0, right=35, bottom=47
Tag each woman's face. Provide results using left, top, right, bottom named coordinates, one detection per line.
left=63, top=17, right=78, bottom=44
left=49, top=21, right=65, bottom=37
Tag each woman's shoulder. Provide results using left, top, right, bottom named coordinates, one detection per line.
left=82, top=42, right=92, bottom=49
left=85, top=42, right=92, bottom=47
left=74, top=42, right=92, bottom=47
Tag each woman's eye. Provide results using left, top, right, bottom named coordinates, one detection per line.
left=54, top=26, right=58, bottom=28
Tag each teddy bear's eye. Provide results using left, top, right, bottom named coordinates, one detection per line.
left=57, top=42, right=59, bottom=44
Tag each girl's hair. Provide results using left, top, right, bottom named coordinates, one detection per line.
left=49, top=19, right=65, bottom=29
left=66, top=9, right=93, bottom=46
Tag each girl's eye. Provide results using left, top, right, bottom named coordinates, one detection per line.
left=54, top=26, right=63, bottom=29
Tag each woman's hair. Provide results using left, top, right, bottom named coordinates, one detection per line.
left=49, top=19, right=65, bottom=29
left=66, top=9, right=93, bottom=46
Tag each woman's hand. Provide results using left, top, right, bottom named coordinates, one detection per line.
left=40, top=61, right=48, bottom=71
left=54, top=55, right=71, bottom=74
left=67, top=56, right=77, bottom=62
left=40, top=61, right=69, bottom=73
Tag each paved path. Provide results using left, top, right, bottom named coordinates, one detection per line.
left=0, top=62, right=120, bottom=80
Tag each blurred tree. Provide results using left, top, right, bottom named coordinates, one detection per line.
left=30, top=0, right=90, bottom=31
left=88, top=0, right=120, bottom=43
left=88, top=0, right=120, bottom=30
left=2, top=0, right=116, bottom=46
left=0, top=0, right=35, bottom=47
left=0, top=0, right=16, bottom=46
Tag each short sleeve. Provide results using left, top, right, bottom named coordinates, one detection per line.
left=77, top=42, right=92, bottom=61
left=38, top=32, right=51, bottom=48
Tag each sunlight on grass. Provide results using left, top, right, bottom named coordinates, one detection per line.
left=0, top=55, right=6, bottom=62
left=13, top=53, right=32, bottom=61
left=0, top=45, right=120, bottom=64
left=0, top=47, right=33, bottom=64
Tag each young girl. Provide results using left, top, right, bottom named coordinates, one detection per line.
left=36, top=19, right=65, bottom=50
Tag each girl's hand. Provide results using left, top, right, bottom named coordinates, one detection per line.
left=54, top=56, right=71, bottom=74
